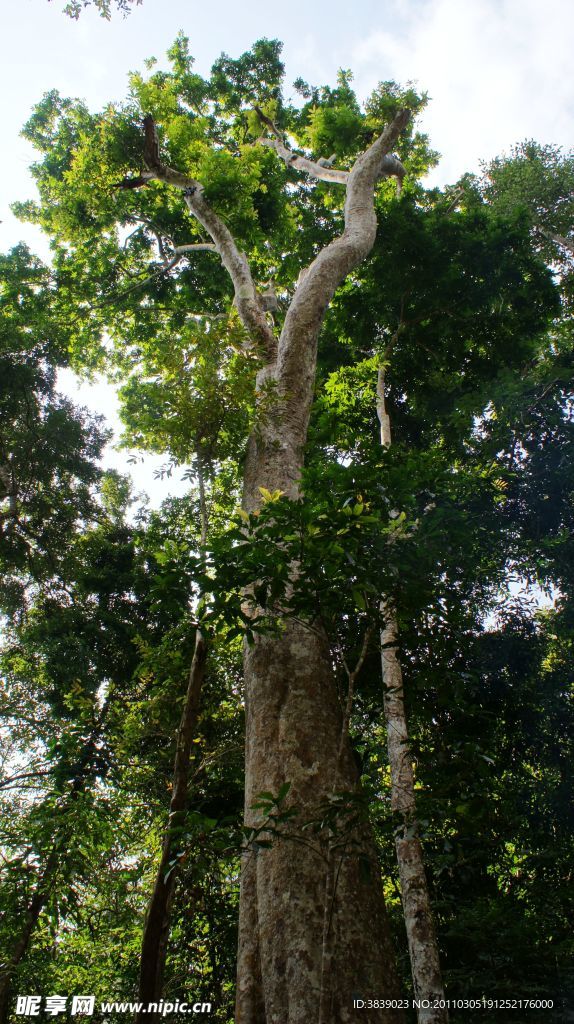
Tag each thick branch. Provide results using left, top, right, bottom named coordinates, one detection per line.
left=173, top=243, right=217, bottom=255
left=0, top=769, right=50, bottom=791
left=257, top=136, right=350, bottom=185
left=377, top=365, right=392, bottom=448
left=257, top=136, right=405, bottom=190
left=241, top=111, right=411, bottom=505
left=276, top=110, right=410, bottom=412
left=124, top=115, right=276, bottom=360
left=181, top=189, right=276, bottom=358
left=536, top=224, right=574, bottom=256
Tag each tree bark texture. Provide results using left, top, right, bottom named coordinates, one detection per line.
left=377, top=368, right=447, bottom=1024
left=237, top=622, right=400, bottom=1024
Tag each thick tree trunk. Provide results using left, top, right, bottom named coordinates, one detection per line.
left=237, top=620, right=401, bottom=1024
left=235, top=313, right=404, bottom=1022
left=377, top=368, right=447, bottom=1024
left=233, top=121, right=413, bottom=1024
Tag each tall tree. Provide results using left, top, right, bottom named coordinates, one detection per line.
left=116, top=97, right=412, bottom=1024
left=15, top=41, right=425, bottom=1019
left=376, top=366, right=447, bottom=1024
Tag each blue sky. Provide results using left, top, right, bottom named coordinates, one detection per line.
left=2, top=0, right=573, bottom=501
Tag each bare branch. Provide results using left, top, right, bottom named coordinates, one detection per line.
left=254, top=106, right=283, bottom=142
left=173, top=243, right=217, bottom=255
left=122, top=215, right=217, bottom=265
left=257, top=136, right=350, bottom=185
left=257, top=137, right=405, bottom=191
left=182, top=189, right=277, bottom=358
left=536, top=224, right=574, bottom=256
left=130, top=115, right=276, bottom=359
left=276, top=110, right=410, bottom=410
left=351, top=623, right=373, bottom=682
left=254, top=101, right=405, bottom=189
left=113, top=173, right=156, bottom=189
left=377, top=366, right=392, bottom=449
left=0, top=769, right=50, bottom=791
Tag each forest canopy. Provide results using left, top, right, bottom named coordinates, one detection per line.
left=1, top=34, right=572, bottom=1024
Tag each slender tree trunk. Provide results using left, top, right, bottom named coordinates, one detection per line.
left=137, top=458, right=209, bottom=1022
left=136, top=629, right=207, bottom=1023
left=377, top=367, right=448, bottom=1024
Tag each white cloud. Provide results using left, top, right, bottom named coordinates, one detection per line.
left=351, top=0, right=574, bottom=184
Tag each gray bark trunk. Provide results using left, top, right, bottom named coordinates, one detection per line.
left=234, top=116, right=414, bottom=1024
left=237, top=619, right=401, bottom=1024
left=377, top=368, right=447, bottom=1024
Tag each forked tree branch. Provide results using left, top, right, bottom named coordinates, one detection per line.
left=337, top=626, right=373, bottom=771
left=274, top=109, right=410, bottom=411
left=257, top=136, right=405, bottom=190
left=256, top=136, right=350, bottom=185
left=117, top=111, right=409, bottom=371
left=253, top=104, right=406, bottom=190
left=117, top=116, right=277, bottom=360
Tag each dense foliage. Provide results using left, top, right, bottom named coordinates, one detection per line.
left=1, top=36, right=572, bottom=1023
